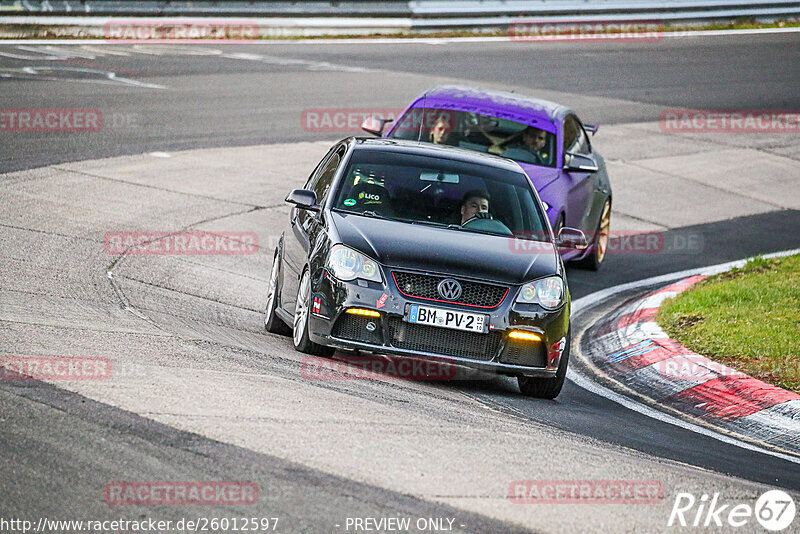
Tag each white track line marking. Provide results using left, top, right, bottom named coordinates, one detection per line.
left=569, top=247, right=800, bottom=465
left=567, top=366, right=800, bottom=465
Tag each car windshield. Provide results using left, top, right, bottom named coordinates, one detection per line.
left=332, top=149, right=550, bottom=240
left=388, top=107, right=557, bottom=168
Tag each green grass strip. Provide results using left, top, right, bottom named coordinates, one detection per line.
left=657, top=254, right=800, bottom=393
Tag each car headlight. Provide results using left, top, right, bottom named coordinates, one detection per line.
left=327, top=244, right=382, bottom=283
left=516, top=276, right=565, bottom=309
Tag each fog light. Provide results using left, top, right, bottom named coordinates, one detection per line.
left=345, top=308, right=381, bottom=317
left=508, top=330, right=542, bottom=342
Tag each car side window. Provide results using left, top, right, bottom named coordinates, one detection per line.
left=564, top=116, right=590, bottom=156
left=562, top=117, right=577, bottom=156
left=306, top=145, right=344, bottom=203
left=574, top=120, right=590, bottom=155
left=311, top=147, right=344, bottom=203
left=305, top=147, right=336, bottom=190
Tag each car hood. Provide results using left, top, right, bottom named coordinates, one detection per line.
left=517, top=163, right=560, bottom=192
left=329, top=211, right=560, bottom=286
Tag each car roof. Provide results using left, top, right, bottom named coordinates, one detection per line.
left=411, top=85, right=569, bottom=130
left=351, top=137, right=528, bottom=174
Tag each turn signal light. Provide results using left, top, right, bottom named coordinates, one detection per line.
left=508, top=330, right=542, bottom=342
left=345, top=308, right=381, bottom=317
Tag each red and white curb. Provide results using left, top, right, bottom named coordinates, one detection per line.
left=578, top=259, right=800, bottom=457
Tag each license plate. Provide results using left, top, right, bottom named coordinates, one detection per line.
left=405, top=304, right=487, bottom=334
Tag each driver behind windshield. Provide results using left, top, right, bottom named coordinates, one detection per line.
left=459, top=189, right=512, bottom=235
left=460, top=189, right=490, bottom=224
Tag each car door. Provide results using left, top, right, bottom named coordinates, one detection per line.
left=576, top=116, right=610, bottom=236
left=282, top=143, right=345, bottom=314
left=560, top=115, right=596, bottom=235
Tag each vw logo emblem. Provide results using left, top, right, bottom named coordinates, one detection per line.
left=437, top=278, right=462, bottom=301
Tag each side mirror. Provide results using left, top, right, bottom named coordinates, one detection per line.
left=285, top=189, right=320, bottom=212
left=361, top=116, right=394, bottom=137
left=556, top=227, right=589, bottom=250
left=564, top=152, right=599, bottom=173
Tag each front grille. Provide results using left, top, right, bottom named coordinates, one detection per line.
left=331, top=314, right=383, bottom=345
left=500, top=340, right=547, bottom=367
left=392, top=271, right=508, bottom=308
left=388, top=317, right=501, bottom=361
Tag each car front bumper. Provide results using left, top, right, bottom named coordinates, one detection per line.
left=306, top=267, right=570, bottom=378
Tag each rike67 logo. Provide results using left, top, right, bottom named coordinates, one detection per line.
left=669, top=490, right=796, bottom=531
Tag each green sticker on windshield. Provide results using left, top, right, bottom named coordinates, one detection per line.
left=343, top=198, right=356, bottom=206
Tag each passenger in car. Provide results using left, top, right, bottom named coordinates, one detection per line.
left=502, top=126, right=549, bottom=166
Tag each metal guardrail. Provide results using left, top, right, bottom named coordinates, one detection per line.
left=0, top=1, right=412, bottom=16
left=1, top=0, right=798, bottom=38
left=410, top=1, right=800, bottom=17
left=2, top=0, right=799, bottom=18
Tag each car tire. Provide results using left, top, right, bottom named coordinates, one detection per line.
left=292, top=268, right=335, bottom=356
left=575, top=199, right=611, bottom=271
left=264, top=249, right=292, bottom=336
left=517, top=330, right=570, bottom=399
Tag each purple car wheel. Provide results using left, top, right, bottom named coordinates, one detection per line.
left=577, top=200, right=611, bottom=271
left=595, top=201, right=611, bottom=264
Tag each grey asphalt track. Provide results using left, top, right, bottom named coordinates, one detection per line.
left=0, top=379, right=534, bottom=533
left=2, top=34, right=800, bottom=533
left=2, top=32, right=799, bottom=173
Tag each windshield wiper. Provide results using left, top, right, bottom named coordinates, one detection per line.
left=361, top=210, right=387, bottom=219
left=334, top=208, right=389, bottom=220
left=406, top=220, right=495, bottom=236
left=334, top=209, right=421, bottom=224
left=406, top=219, right=450, bottom=229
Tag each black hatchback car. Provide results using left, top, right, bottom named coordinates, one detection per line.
left=264, top=138, right=585, bottom=398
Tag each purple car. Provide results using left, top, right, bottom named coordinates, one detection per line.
left=362, top=85, right=612, bottom=270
